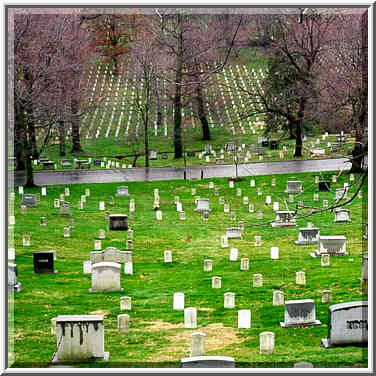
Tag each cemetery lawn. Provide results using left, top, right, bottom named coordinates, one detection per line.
left=9, top=170, right=367, bottom=368
left=32, top=130, right=353, bottom=172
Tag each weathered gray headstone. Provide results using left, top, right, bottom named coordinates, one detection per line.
left=90, top=262, right=123, bottom=292
left=53, top=315, right=109, bottom=362
left=109, top=214, right=128, bottom=231
left=280, top=299, right=321, bottom=328
left=295, top=227, right=320, bottom=245
left=312, top=236, right=347, bottom=257
left=21, top=194, right=37, bottom=208
left=321, top=301, right=368, bottom=348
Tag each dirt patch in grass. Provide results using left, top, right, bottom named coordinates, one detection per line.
left=144, top=322, right=243, bottom=362
left=135, top=320, right=185, bottom=331
left=198, top=307, right=215, bottom=312
left=89, top=310, right=111, bottom=316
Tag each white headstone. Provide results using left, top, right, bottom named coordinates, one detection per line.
left=238, top=309, right=251, bottom=328
left=184, top=307, right=197, bottom=328
left=173, top=292, right=185, bottom=310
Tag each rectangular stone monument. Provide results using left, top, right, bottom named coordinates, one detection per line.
left=90, top=262, right=122, bottom=292
left=8, top=263, right=21, bottom=292
left=285, top=181, right=303, bottom=194
left=271, top=211, right=296, bottom=227
left=280, top=299, right=321, bottom=328
left=334, top=208, right=351, bottom=222
left=53, top=315, right=109, bottom=362
left=109, top=214, right=128, bottom=231
left=33, top=251, right=58, bottom=273
left=322, top=301, right=368, bottom=348
left=312, top=236, right=347, bottom=257
left=21, top=194, right=37, bottom=208
left=226, top=227, right=242, bottom=239
left=116, top=186, right=129, bottom=197
left=295, top=227, right=320, bottom=245
left=90, top=247, right=130, bottom=265
left=59, top=201, right=72, bottom=216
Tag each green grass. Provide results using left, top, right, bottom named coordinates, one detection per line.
left=8, top=170, right=367, bottom=368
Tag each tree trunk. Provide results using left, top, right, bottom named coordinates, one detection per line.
left=196, top=82, right=211, bottom=141
left=26, top=113, right=38, bottom=159
left=144, top=109, right=149, bottom=168
left=350, top=141, right=364, bottom=173
left=70, top=96, right=83, bottom=153
left=294, top=98, right=305, bottom=157
left=132, top=154, right=138, bottom=167
left=58, top=120, right=66, bottom=156
left=288, top=121, right=295, bottom=139
left=173, top=15, right=183, bottom=159
left=14, top=100, right=26, bottom=171
left=25, top=148, right=36, bottom=187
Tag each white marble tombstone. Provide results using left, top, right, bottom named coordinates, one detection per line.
left=53, top=315, right=108, bottom=362
left=224, top=292, right=235, bottom=308
left=240, top=258, right=249, bottom=271
left=190, top=332, right=205, bottom=357
left=270, top=247, right=279, bottom=260
left=271, top=211, right=296, bottom=227
left=259, top=332, right=274, bottom=354
left=120, top=296, right=131, bottom=311
left=273, top=291, right=284, bottom=306
left=253, top=274, right=263, bottom=287
left=118, top=314, right=130, bottom=334
left=334, top=208, right=351, bottom=222
left=280, top=299, right=321, bottom=328
left=229, top=248, right=238, bottom=261
left=312, top=236, right=347, bottom=257
left=184, top=307, right=197, bottom=329
left=203, top=259, right=213, bottom=272
left=212, top=276, right=222, bottom=289
left=173, top=292, right=185, bottom=310
left=238, top=309, right=251, bottom=328
left=90, top=262, right=122, bottom=292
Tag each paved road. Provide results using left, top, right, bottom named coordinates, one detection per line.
left=9, top=158, right=351, bottom=187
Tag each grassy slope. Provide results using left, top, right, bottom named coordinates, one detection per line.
left=9, top=171, right=367, bottom=368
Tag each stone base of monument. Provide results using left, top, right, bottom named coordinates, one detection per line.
left=321, top=338, right=366, bottom=349
left=52, top=352, right=110, bottom=363
left=32, top=270, right=58, bottom=274
left=334, top=218, right=351, bottom=223
left=181, top=356, right=235, bottom=368
left=294, top=240, right=318, bottom=245
left=280, top=320, right=321, bottom=328
left=271, top=222, right=296, bottom=228
left=89, top=288, right=124, bottom=293
left=310, top=251, right=348, bottom=258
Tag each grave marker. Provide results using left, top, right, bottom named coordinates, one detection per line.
left=53, top=315, right=109, bottom=362
left=280, top=299, right=321, bottom=328
left=90, top=262, right=122, bottom=292
left=321, top=301, right=368, bottom=348
left=33, top=251, right=57, bottom=273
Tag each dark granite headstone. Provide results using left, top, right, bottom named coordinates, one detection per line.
left=94, top=159, right=102, bottom=166
left=33, top=251, right=57, bottom=273
left=21, top=194, right=38, bottom=208
left=187, top=151, right=196, bottom=157
left=270, top=140, right=278, bottom=150
left=318, top=181, right=331, bottom=192
left=261, top=140, right=269, bottom=147
left=109, top=214, right=128, bottom=231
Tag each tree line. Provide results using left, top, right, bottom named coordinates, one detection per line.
left=10, top=8, right=367, bottom=186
